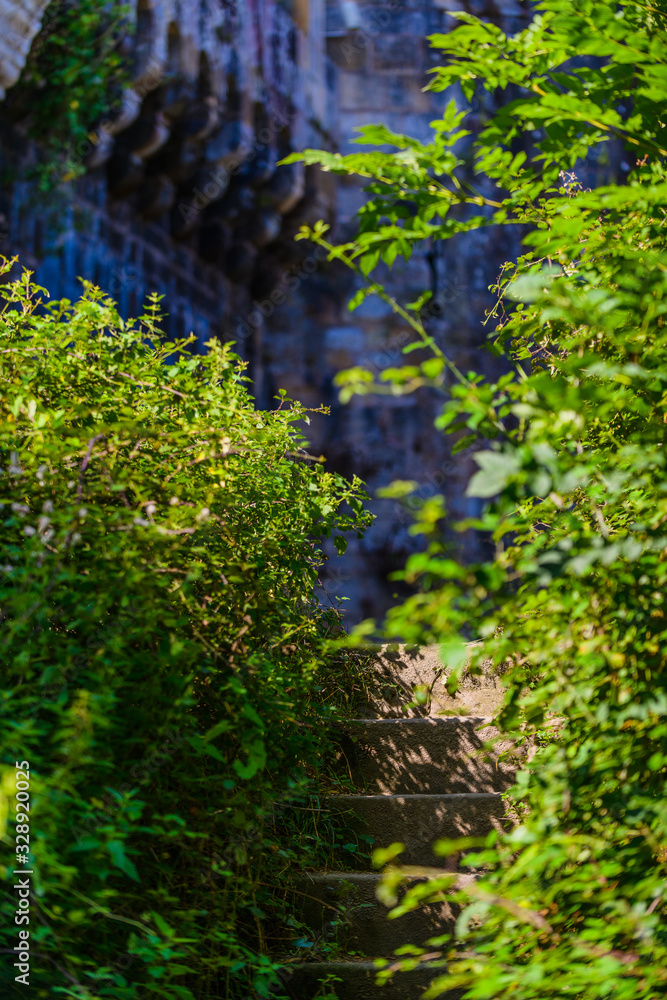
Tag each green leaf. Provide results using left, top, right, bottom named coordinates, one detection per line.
left=348, top=287, right=375, bottom=311
left=106, top=840, right=140, bottom=882
left=466, top=450, right=521, bottom=498
left=372, top=843, right=405, bottom=868
left=233, top=739, right=267, bottom=780
left=152, top=912, right=175, bottom=938
left=359, top=250, right=381, bottom=276
left=334, top=535, right=348, bottom=555
left=439, top=636, right=468, bottom=672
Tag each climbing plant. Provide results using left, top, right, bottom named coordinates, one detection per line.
left=0, top=263, right=372, bottom=998
left=11, top=0, right=129, bottom=188
left=285, top=0, right=667, bottom=996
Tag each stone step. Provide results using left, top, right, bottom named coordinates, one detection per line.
left=282, top=961, right=462, bottom=1000
left=336, top=717, right=519, bottom=795
left=329, top=792, right=507, bottom=867
left=279, top=644, right=515, bottom=994
left=293, top=871, right=475, bottom=956
left=361, top=644, right=507, bottom=719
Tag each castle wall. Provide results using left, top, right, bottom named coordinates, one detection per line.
left=1, top=0, right=338, bottom=385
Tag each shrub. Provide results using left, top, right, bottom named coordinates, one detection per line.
left=287, top=0, right=667, bottom=996
left=0, top=264, right=371, bottom=998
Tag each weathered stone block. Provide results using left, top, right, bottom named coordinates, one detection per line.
left=373, top=35, right=424, bottom=73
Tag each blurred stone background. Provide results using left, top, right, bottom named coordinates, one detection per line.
left=0, top=1, right=548, bottom=622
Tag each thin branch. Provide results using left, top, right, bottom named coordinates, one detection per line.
left=467, top=884, right=553, bottom=932
left=306, top=232, right=507, bottom=434
left=117, top=371, right=186, bottom=398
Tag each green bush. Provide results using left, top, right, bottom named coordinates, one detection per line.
left=0, top=264, right=371, bottom=998
left=287, top=0, right=667, bottom=996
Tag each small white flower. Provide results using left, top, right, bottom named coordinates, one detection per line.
left=12, top=503, right=29, bottom=516
left=133, top=516, right=150, bottom=527
left=70, top=532, right=82, bottom=545
left=169, top=496, right=180, bottom=506
left=42, top=500, right=54, bottom=513
left=38, top=516, right=51, bottom=532
left=78, top=508, right=88, bottom=519
left=196, top=507, right=210, bottom=521
left=23, top=526, right=36, bottom=536
left=146, top=503, right=157, bottom=515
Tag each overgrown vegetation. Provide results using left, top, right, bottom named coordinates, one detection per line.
left=9, top=0, right=129, bottom=188
left=0, top=265, right=372, bottom=998
left=287, top=0, right=667, bottom=995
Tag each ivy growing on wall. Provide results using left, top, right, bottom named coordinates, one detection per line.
left=12, top=0, right=130, bottom=188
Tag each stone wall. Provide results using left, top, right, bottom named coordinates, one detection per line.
left=0, top=0, right=338, bottom=385
left=0, top=0, right=549, bottom=622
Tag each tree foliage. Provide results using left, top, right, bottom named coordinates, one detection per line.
left=0, top=265, right=372, bottom=998
left=286, top=1, right=667, bottom=996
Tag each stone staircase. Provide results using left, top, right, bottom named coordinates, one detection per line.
left=282, top=646, right=519, bottom=999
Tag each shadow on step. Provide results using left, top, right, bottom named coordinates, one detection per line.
left=358, top=644, right=507, bottom=720
left=329, top=792, right=507, bottom=868
left=293, top=870, right=461, bottom=956
left=335, top=718, right=520, bottom=795
left=281, top=960, right=464, bottom=1000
